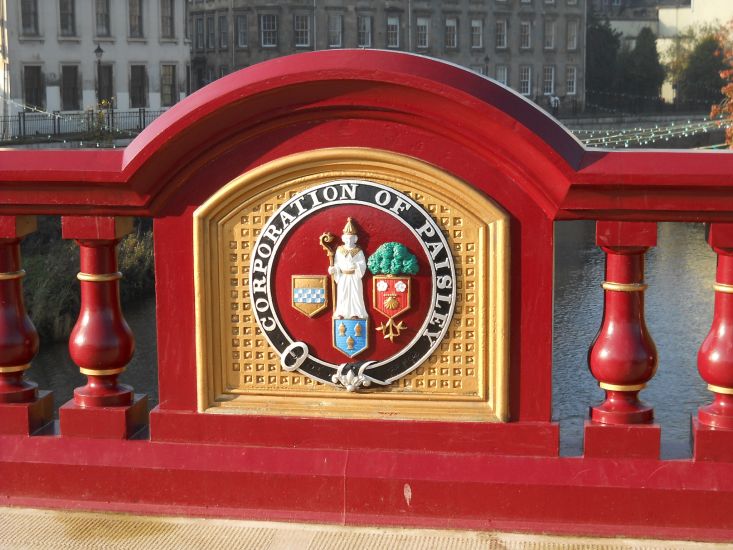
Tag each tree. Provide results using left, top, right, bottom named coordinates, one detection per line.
left=677, top=35, right=726, bottom=104
left=619, top=28, right=666, bottom=98
left=367, top=242, right=419, bottom=276
left=710, top=20, right=733, bottom=147
left=586, top=15, right=621, bottom=96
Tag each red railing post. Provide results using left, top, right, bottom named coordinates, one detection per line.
left=59, top=216, right=147, bottom=439
left=585, top=221, right=660, bottom=458
left=0, top=216, right=53, bottom=434
left=693, top=223, right=733, bottom=461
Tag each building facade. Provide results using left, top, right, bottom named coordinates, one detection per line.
left=1, top=0, right=190, bottom=117
left=189, top=0, right=586, bottom=111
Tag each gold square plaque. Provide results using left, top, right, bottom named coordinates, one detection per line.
left=194, top=148, right=509, bottom=421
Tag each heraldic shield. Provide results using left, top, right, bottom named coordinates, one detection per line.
left=291, top=275, right=328, bottom=317
left=333, top=318, right=369, bottom=357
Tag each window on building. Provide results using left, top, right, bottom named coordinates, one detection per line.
left=328, top=14, right=342, bottom=48
left=294, top=14, right=310, bottom=47
left=495, top=64, right=508, bottom=86
left=60, top=65, right=79, bottom=110
left=567, top=0, right=578, bottom=4
left=96, top=0, right=110, bottom=36
left=444, top=18, right=457, bottom=49
left=161, top=0, right=175, bottom=38
left=21, top=0, right=39, bottom=36
left=129, top=0, right=143, bottom=38
left=471, top=19, right=483, bottom=49
left=260, top=14, right=278, bottom=47
left=519, top=65, right=532, bottom=96
left=416, top=17, right=429, bottom=49
left=544, top=20, right=555, bottom=49
left=566, top=65, right=577, bottom=95
left=543, top=65, right=555, bottom=95
left=161, top=64, right=177, bottom=106
left=236, top=14, right=247, bottom=47
left=98, top=64, right=113, bottom=104
left=184, top=3, right=189, bottom=39
left=357, top=15, right=372, bottom=47
left=495, top=19, right=507, bottom=49
left=129, top=64, right=147, bottom=108
left=545, top=0, right=555, bottom=4
left=219, top=14, right=228, bottom=48
left=387, top=16, right=400, bottom=48
left=23, top=66, right=44, bottom=110
left=60, top=0, right=76, bottom=36
left=219, top=66, right=228, bottom=78
left=206, top=14, right=215, bottom=48
left=567, top=20, right=578, bottom=50
left=521, top=0, right=532, bottom=3
left=195, top=16, right=204, bottom=50
left=520, top=21, right=531, bottom=49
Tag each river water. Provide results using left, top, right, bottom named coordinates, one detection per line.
left=27, top=221, right=715, bottom=459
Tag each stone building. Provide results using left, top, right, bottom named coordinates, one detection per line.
left=1, top=0, right=190, bottom=117
left=189, top=0, right=586, bottom=111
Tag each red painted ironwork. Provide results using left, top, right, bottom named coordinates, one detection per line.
left=697, top=223, right=733, bottom=429
left=63, top=216, right=135, bottom=408
left=0, top=51, right=732, bottom=540
left=0, top=216, right=39, bottom=404
left=589, top=221, right=658, bottom=425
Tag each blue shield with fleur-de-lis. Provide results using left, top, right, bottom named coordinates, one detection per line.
left=333, top=318, right=369, bottom=358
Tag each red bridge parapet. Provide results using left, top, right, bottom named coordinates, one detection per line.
left=0, top=50, right=732, bottom=542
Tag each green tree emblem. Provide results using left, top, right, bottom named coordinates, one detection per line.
left=367, top=242, right=419, bottom=276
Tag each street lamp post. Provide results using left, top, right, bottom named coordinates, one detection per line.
left=94, top=44, right=104, bottom=107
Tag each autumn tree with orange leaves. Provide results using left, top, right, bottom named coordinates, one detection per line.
left=711, top=20, right=733, bottom=147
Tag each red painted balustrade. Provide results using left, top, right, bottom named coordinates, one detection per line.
left=0, top=51, right=731, bottom=542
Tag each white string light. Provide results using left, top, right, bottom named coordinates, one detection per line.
left=572, top=115, right=731, bottom=149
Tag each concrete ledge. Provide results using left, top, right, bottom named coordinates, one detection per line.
left=0, top=507, right=728, bottom=550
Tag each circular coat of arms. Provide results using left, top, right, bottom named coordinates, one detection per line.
left=250, top=180, right=456, bottom=391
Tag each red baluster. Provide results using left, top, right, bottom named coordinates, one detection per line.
left=59, top=216, right=147, bottom=439
left=585, top=221, right=660, bottom=459
left=0, top=216, right=53, bottom=434
left=693, top=223, right=733, bottom=461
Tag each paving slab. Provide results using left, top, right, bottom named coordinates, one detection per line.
left=0, top=507, right=728, bottom=550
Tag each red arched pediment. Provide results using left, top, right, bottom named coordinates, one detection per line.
left=121, top=50, right=582, bottom=217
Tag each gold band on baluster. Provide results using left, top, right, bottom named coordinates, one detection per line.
left=599, top=382, right=646, bottom=392
left=0, top=269, right=26, bottom=281
left=708, top=384, right=733, bottom=395
left=601, top=281, right=648, bottom=292
left=0, top=364, right=30, bottom=374
left=77, top=272, right=122, bottom=282
left=79, top=367, right=126, bottom=376
left=713, top=282, right=733, bottom=294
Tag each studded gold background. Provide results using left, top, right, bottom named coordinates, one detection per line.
left=195, top=149, right=509, bottom=421
left=223, top=184, right=481, bottom=397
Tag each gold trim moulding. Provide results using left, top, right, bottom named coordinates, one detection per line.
left=599, top=382, right=646, bottom=392
left=713, top=282, right=733, bottom=294
left=77, top=271, right=123, bottom=282
left=601, top=281, right=648, bottom=292
left=0, top=364, right=30, bottom=374
left=79, top=367, right=126, bottom=376
left=708, top=384, right=733, bottom=395
left=0, top=269, right=26, bottom=281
